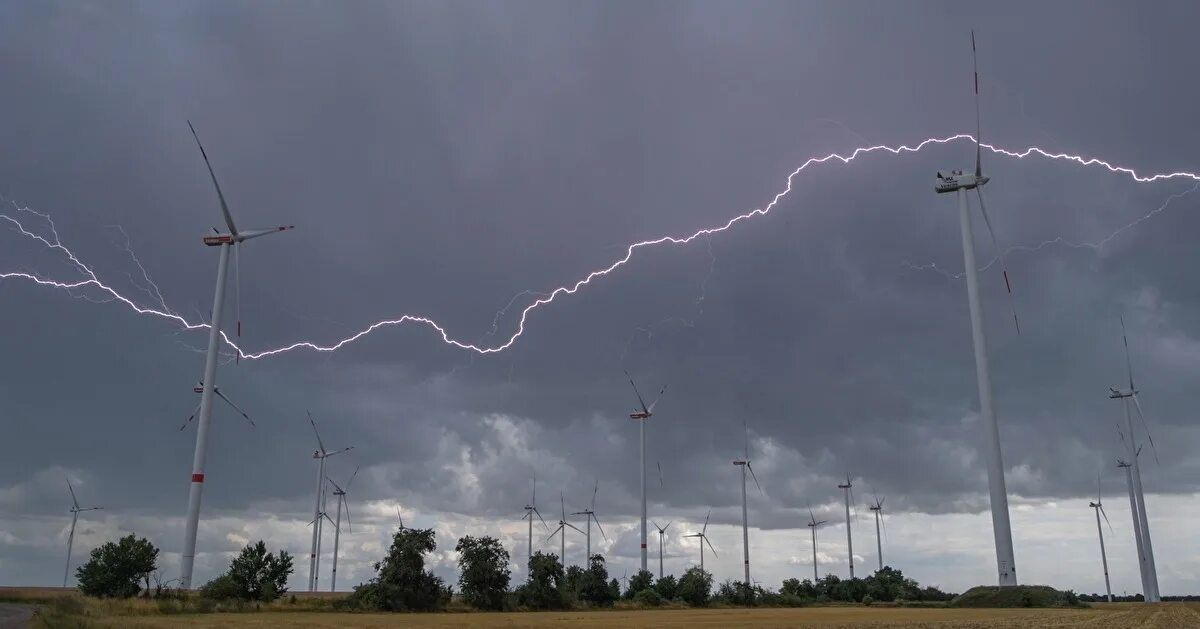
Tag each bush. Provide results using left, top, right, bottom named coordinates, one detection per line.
left=226, top=541, right=293, bottom=601
left=455, top=535, right=510, bottom=610
left=344, top=527, right=446, bottom=611
left=862, top=594, right=875, bottom=606
left=576, top=555, right=616, bottom=607
left=950, top=585, right=1086, bottom=608
left=624, top=569, right=654, bottom=599
left=633, top=588, right=662, bottom=607
left=677, top=567, right=713, bottom=607
left=514, top=551, right=565, bottom=610
left=76, top=534, right=159, bottom=598
left=199, top=574, right=240, bottom=600
left=654, top=574, right=677, bottom=601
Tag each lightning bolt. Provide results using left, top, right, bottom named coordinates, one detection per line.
left=4, top=134, right=1199, bottom=360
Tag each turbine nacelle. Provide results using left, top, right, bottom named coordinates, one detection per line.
left=935, top=170, right=989, bottom=193
left=203, top=226, right=294, bottom=246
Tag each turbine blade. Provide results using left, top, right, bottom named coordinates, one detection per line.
left=624, top=370, right=650, bottom=414
left=344, top=500, right=352, bottom=534
left=346, top=466, right=360, bottom=491
left=705, top=536, right=717, bottom=557
left=593, top=514, right=607, bottom=541
left=308, top=411, right=327, bottom=454
left=214, top=388, right=254, bottom=427
left=747, top=462, right=763, bottom=495
left=67, top=479, right=79, bottom=509
left=544, top=525, right=563, bottom=543
left=591, top=479, right=599, bottom=511
left=1100, top=504, right=1113, bottom=533
left=187, top=120, right=238, bottom=236
left=702, top=510, right=711, bottom=535
left=566, top=522, right=585, bottom=534
left=647, top=385, right=667, bottom=413
left=809, top=508, right=816, bottom=526
left=664, top=520, right=672, bottom=532
left=657, top=461, right=664, bottom=488
left=652, top=520, right=660, bottom=531
left=1130, top=394, right=1161, bottom=465
left=533, top=507, right=550, bottom=532
left=179, top=403, right=202, bottom=431
left=975, top=188, right=1020, bottom=335
left=327, top=478, right=345, bottom=494
left=972, top=30, right=982, bottom=178
left=1121, top=315, right=1135, bottom=391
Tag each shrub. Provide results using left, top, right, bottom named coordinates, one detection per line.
left=654, top=574, right=678, bottom=601
left=862, top=594, right=875, bottom=606
left=677, top=567, right=713, bottom=607
left=345, top=527, right=446, bottom=611
left=576, top=555, right=616, bottom=607
left=226, top=541, right=293, bottom=601
left=633, top=588, right=662, bottom=607
left=625, top=569, right=654, bottom=599
left=514, top=551, right=565, bottom=610
left=199, top=574, right=240, bottom=600
left=76, top=534, right=159, bottom=598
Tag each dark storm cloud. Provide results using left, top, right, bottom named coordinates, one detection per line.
left=4, top=0, right=1200, bottom=589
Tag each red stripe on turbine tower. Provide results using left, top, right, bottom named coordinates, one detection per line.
left=191, top=473, right=205, bottom=483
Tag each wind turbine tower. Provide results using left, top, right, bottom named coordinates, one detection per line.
left=1109, top=318, right=1160, bottom=602
left=806, top=510, right=827, bottom=582
left=64, top=479, right=102, bottom=588
left=307, top=413, right=353, bottom=592
left=1088, top=475, right=1113, bottom=603
left=624, top=371, right=666, bottom=573
left=732, top=419, right=762, bottom=585
left=868, top=492, right=886, bottom=572
left=932, top=32, right=1019, bottom=586
left=651, top=520, right=672, bottom=578
left=328, top=467, right=358, bottom=592
left=546, top=492, right=583, bottom=567
left=180, top=122, right=293, bottom=589
left=521, top=478, right=549, bottom=568
left=1117, top=459, right=1150, bottom=599
left=838, top=476, right=855, bottom=578
left=684, top=510, right=716, bottom=571
left=570, top=481, right=607, bottom=561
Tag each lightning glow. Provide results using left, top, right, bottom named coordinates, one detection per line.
left=4, top=134, right=1200, bottom=360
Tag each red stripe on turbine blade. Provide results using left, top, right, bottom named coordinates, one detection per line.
left=640, top=544, right=647, bottom=549
left=191, top=473, right=205, bottom=483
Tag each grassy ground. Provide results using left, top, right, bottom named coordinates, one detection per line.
left=5, top=588, right=1199, bottom=628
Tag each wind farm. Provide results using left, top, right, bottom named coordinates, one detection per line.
left=4, top=3, right=1200, bottom=628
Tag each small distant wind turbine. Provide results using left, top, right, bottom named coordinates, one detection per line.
left=732, top=419, right=762, bottom=585
left=868, top=491, right=886, bottom=572
left=838, top=475, right=856, bottom=578
left=932, top=32, right=1018, bottom=587
left=624, top=370, right=666, bottom=573
left=1109, top=317, right=1160, bottom=601
left=180, top=121, right=293, bottom=589
left=307, top=412, right=353, bottom=592
left=684, top=510, right=717, bottom=571
left=521, top=477, right=549, bottom=566
left=396, top=507, right=410, bottom=532
left=546, top=492, right=584, bottom=567
left=1088, top=473, right=1113, bottom=603
left=651, top=520, right=672, bottom=578
left=570, top=481, right=607, bottom=561
left=179, top=379, right=254, bottom=431
left=64, top=479, right=102, bottom=588
left=328, top=466, right=358, bottom=592
left=806, top=509, right=827, bottom=582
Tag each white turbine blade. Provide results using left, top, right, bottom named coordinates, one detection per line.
left=624, top=370, right=650, bottom=414
left=346, top=466, right=360, bottom=491
left=236, top=226, right=294, bottom=242
left=746, top=462, right=764, bottom=495
left=308, top=412, right=327, bottom=454
left=972, top=30, right=982, bottom=178
left=566, top=522, right=585, bottom=534
left=344, top=499, right=353, bottom=534
left=652, top=520, right=660, bottom=531
left=647, top=385, right=667, bottom=413
left=591, top=480, right=599, bottom=511
left=214, top=388, right=254, bottom=427
left=809, top=508, right=817, bottom=526
left=593, top=514, right=607, bottom=541
left=702, top=509, right=711, bottom=535
left=187, top=120, right=238, bottom=236
left=544, top=525, right=563, bottom=544
left=1099, top=504, right=1113, bottom=533
left=975, top=188, right=1020, bottom=335
left=533, top=507, right=550, bottom=531
left=657, top=462, right=663, bottom=488
left=1120, top=315, right=1136, bottom=391
left=328, top=478, right=345, bottom=494
left=664, top=521, right=672, bottom=532
left=326, top=446, right=354, bottom=458
left=179, top=403, right=202, bottom=431
left=705, top=536, right=717, bottom=557
left=1130, top=394, right=1161, bottom=465
left=66, top=479, right=79, bottom=509
left=79, top=506, right=103, bottom=512
left=560, top=492, right=566, bottom=520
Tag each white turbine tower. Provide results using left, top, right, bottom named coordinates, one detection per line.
left=546, top=492, right=584, bottom=567
left=570, top=481, right=607, bottom=562
left=837, top=475, right=856, bottom=578
left=933, top=32, right=1019, bottom=586
left=1088, top=474, right=1114, bottom=603
left=806, top=509, right=827, bottom=582
left=624, top=370, right=666, bottom=573
left=684, top=510, right=716, bottom=571
left=307, top=413, right=353, bottom=592
left=1116, top=458, right=1149, bottom=599
left=1110, top=317, right=1160, bottom=602
left=868, top=491, right=886, bottom=572
left=651, top=520, right=672, bottom=578
left=63, top=479, right=102, bottom=588
left=732, top=420, right=762, bottom=586
left=328, top=466, right=359, bottom=592
left=521, top=478, right=550, bottom=568
left=180, top=121, right=293, bottom=589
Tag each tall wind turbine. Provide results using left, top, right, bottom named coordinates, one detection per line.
left=521, top=478, right=549, bottom=567
left=806, top=509, right=827, bottom=582
left=570, top=481, right=607, bottom=561
left=933, top=32, right=1019, bottom=586
left=307, top=413, right=353, bottom=592
left=732, top=419, right=762, bottom=585
left=328, top=466, right=358, bottom=592
left=837, top=475, right=856, bottom=578
left=1109, top=318, right=1160, bottom=602
left=624, top=370, right=666, bottom=573
left=1088, top=474, right=1113, bottom=603
left=180, top=122, right=293, bottom=589
left=64, top=479, right=102, bottom=588
left=651, top=520, right=672, bottom=578
left=868, top=492, right=886, bottom=572
left=684, top=510, right=716, bottom=571
left=1116, top=458, right=1149, bottom=599
left=546, top=492, right=584, bottom=567
left=179, top=379, right=254, bottom=432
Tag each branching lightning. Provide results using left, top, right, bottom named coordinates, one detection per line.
left=3, top=134, right=1200, bottom=361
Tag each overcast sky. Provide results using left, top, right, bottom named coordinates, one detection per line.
left=3, top=0, right=1200, bottom=596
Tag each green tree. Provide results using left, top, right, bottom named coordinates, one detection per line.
left=624, top=569, right=654, bottom=599
left=455, top=535, right=510, bottom=610
left=223, top=541, right=293, bottom=601
left=346, top=527, right=445, bottom=611
left=515, top=551, right=564, bottom=610
left=76, top=534, right=159, bottom=598
left=576, top=554, right=615, bottom=607
left=654, top=574, right=678, bottom=601
left=676, top=567, right=712, bottom=607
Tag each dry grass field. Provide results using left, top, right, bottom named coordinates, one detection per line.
left=5, top=588, right=1199, bottom=628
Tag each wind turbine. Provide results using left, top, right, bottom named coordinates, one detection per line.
left=837, top=475, right=856, bottom=578
left=1116, top=458, right=1149, bottom=600
left=328, top=466, right=358, bottom=592
left=1088, top=474, right=1114, bottom=603
left=806, top=509, right=827, bottom=582
left=684, top=510, right=717, bottom=571
left=179, top=380, right=254, bottom=431
left=1108, top=317, right=1160, bottom=602
left=180, top=121, right=293, bottom=589
left=546, top=492, right=584, bottom=567
left=521, top=478, right=549, bottom=568
left=570, top=481, right=607, bottom=561
left=868, top=491, right=886, bottom=572
left=64, top=479, right=102, bottom=588
left=624, top=370, right=666, bottom=573
left=307, top=413, right=353, bottom=592
left=732, top=419, right=762, bottom=586
left=396, top=507, right=410, bottom=532
left=932, top=31, right=1019, bottom=586
left=651, top=520, right=672, bottom=578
